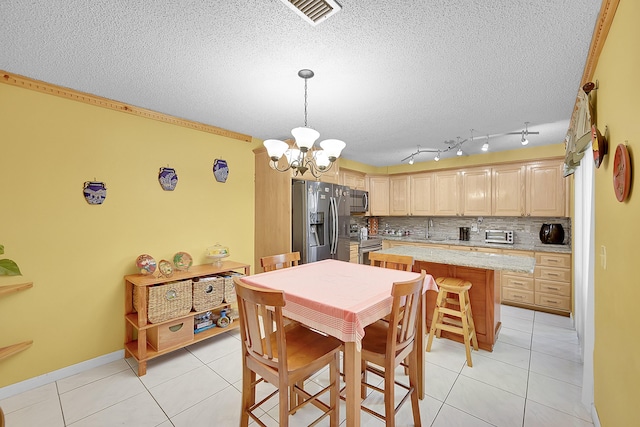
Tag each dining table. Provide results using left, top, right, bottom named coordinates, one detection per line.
left=240, top=259, right=438, bottom=427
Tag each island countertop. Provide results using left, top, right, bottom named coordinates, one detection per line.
left=377, top=245, right=535, bottom=274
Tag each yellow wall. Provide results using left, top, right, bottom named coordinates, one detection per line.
left=591, top=0, right=640, bottom=424
left=0, top=83, right=259, bottom=387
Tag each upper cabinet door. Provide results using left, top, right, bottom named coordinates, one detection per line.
left=341, top=169, right=366, bottom=190
left=368, top=176, right=390, bottom=216
left=526, top=160, right=566, bottom=217
left=410, top=173, right=434, bottom=216
left=492, top=164, right=526, bottom=216
left=460, top=167, right=492, bottom=216
left=389, top=175, right=410, bottom=216
left=433, top=171, right=460, bottom=216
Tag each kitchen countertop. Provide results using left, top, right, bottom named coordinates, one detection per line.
left=373, top=234, right=572, bottom=254
left=377, top=245, right=536, bottom=273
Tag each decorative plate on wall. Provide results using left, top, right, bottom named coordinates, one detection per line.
left=158, top=167, right=178, bottom=191
left=592, top=125, right=608, bottom=169
left=213, top=159, right=229, bottom=183
left=83, top=181, right=107, bottom=205
left=613, top=144, right=631, bottom=202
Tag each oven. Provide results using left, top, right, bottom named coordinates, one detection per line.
left=358, top=237, right=383, bottom=264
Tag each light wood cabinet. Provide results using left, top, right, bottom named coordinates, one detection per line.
left=341, top=169, right=366, bottom=190
left=460, top=167, right=492, bottom=216
left=318, top=160, right=340, bottom=184
left=349, top=242, right=359, bottom=263
left=389, top=175, right=410, bottom=216
left=501, top=250, right=571, bottom=314
left=125, top=261, right=250, bottom=376
left=410, top=173, right=434, bottom=216
left=526, top=160, right=566, bottom=217
left=368, top=175, right=390, bottom=216
left=433, top=170, right=460, bottom=216
left=492, top=164, right=526, bottom=216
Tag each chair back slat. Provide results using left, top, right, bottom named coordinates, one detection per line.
left=234, top=277, right=286, bottom=369
left=388, top=271, right=425, bottom=356
left=369, top=252, right=413, bottom=271
left=260, top=251, right=301, bottom=272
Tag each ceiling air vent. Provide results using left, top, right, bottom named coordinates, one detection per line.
left=279, top=0, right=342, bottom=26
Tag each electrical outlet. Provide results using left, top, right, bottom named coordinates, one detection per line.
left=471, top=223, right=478, bottom=232
left=600, top=245, right=607, bottom=269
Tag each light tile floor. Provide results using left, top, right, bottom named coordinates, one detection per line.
left=0, top=305, right=594, bottom=426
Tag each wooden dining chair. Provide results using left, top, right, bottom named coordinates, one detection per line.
left=233, top=277, right=342, bottom=427
left=369, top=252, right=414, bottom=272
left=360, top=271, right=426, bottom=427
left=260, top=251, right=301, bottom=272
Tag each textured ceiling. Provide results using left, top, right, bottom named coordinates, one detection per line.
left=1, top=0, right=600, bottom=166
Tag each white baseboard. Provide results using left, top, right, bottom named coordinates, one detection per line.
left=0, top=350, right=124, bottom=400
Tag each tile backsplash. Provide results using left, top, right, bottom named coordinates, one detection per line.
left=351, top=216, right=571, bottom=248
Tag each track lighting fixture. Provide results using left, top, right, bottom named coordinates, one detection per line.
left=401, top=121, right=538, bottom=163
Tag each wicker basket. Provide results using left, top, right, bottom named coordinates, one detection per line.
left=220, top=272, right=244, bottom=304
left=192, top=276, right=225, bottom=312
left=134, top=279, right=193, bottom=324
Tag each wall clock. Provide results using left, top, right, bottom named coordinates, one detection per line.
left=613, top=144, right=631, bottom=202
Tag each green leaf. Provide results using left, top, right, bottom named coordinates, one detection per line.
left=0, top=244, right=4, bottom=255
left=0, top=259, right=22, bottom=276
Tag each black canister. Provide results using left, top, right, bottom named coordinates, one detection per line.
left=539, top=224, right=565, bottom=244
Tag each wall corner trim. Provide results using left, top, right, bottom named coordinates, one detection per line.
left=1, top=70, right=253, bottom=143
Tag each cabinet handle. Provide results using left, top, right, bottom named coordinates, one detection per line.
left=548, top=259, right=559, bottom=263
left=546, top=299, right=559, bottom=304
left=513, top=281, right=524, bottom=286
left=513, top=295, right=523, bottom=299
left=546, top=286, right=559, bottom=291
left=547, top=273, right=559, bottom=277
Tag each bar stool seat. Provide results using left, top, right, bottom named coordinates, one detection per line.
left=426, top=277, right=479, bottom=367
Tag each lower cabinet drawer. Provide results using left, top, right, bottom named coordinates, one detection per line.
left=502, top=274, right=534, bottom=291
left=535, top=279, right=570, bottom=296
left=535, top=266, right=570, bottom=283
left=535, top=293, right=571, bottom=311
left=502, top=288, right=534, bottom=305
left=147, top=317, right=194, bottom=351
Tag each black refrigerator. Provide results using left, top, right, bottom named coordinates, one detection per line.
left=291, top=179, right=351, bottom=264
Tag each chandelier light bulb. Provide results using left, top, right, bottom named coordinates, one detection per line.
left=409, top=155, right=414, bottom=165
left=434, top=152, right=440, bottom=162
left=482, top=136, right=489, bottom=152
left=457, top=147, right=463, bottom=156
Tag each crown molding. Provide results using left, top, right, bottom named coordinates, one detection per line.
left=1, top=70, right=252, bottom=143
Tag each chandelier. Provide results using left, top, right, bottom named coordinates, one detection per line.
left=263, top=69, right=345, bottom=178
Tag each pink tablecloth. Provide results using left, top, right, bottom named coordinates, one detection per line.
left=240, top=259, right=438, bottom=346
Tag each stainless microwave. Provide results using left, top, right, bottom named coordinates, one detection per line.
left=350, top=189, right=368, bottom=213
left=485, top=230, right=514, bottom=244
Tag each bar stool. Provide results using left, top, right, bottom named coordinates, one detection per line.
left=426, top=277, right=479, bottom=367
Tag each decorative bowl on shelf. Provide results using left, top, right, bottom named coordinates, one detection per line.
left=206, top=244, right=229, bottom=267
left=173, top=252, right=193, bottom=271
left=136, top=254, right=157, bottom=275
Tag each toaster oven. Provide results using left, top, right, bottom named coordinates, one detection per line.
left=485, top=230, right=514, bottom=244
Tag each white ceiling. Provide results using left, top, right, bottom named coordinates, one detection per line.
left=1, top=0, right=601, bottom=166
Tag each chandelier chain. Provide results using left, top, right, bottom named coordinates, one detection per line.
left=303, top=77, right=308, bottom=127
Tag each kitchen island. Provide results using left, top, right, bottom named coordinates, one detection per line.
left=377, top=245, right=535, bottom=351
